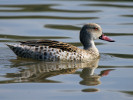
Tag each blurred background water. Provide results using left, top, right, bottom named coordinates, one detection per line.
left=0, top=0, right=133, bottom=100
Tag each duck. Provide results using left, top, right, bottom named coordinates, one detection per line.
left=7, top=23, right=114, bottom=61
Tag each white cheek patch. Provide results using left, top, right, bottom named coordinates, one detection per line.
left=93, top=33, right=98, bottom=40
left=93, top=32, right=102, bottom=40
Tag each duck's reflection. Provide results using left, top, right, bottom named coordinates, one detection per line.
left=1, top=58, right=114, bottom=92
left=8, top=59, right=99, bottom=82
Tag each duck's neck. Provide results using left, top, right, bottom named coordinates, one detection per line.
left=83, top=40, right=99, bottom=54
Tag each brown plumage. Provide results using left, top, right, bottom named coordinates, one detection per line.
left=19, top=40, right=78, bottom=52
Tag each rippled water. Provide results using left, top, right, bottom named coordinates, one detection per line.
left=0, top=0, right=133, bottom=100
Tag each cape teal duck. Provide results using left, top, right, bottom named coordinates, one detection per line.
left=7, top=23, right=114, bottom=61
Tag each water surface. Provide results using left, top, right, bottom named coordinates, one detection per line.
left=0, top=0, right=133, bottom=100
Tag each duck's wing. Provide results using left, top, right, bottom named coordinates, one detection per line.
left=19, top=40, right=78, bottom=52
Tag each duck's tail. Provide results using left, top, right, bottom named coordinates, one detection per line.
left=6, top=44, right=22, bottom=57
left=6, top=44, right=14, bottom=50
left=6, top=44, right=40, bottom=59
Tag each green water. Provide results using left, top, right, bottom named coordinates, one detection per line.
left=0, top=0, right=133, bottom=100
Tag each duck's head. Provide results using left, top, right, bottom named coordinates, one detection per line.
left=80, top=23, right=114, bottom=49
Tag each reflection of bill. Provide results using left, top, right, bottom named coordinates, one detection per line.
left=80, top=68, right=114, bottom=86
left=80, top=68, right=114, bottom=93
left=1, top=58, right=114, bottom=86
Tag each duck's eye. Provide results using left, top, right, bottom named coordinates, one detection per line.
left=94, top=27, right=98, bottom=30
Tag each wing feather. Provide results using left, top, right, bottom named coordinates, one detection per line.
left=19, top=40, right=78, bottom=52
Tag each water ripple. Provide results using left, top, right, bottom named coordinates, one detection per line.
left=107, top=53, right=133, bottom=59
left=0, top=34, right=70, bottom=41
left=83, top=3, right=133, bottom=8
left=0, top=16, right=98, bottom=20
left=0, top=4, right=102, bottom=13
left=45, top=24, right=80, bottom=30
